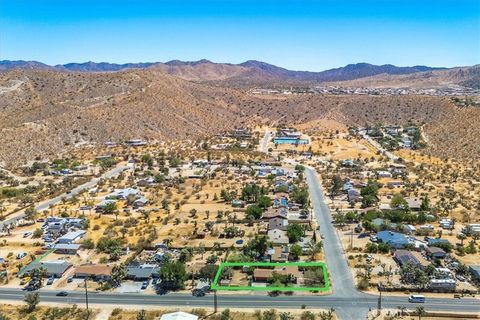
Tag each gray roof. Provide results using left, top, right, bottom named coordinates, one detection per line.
left=19, top=260, right=72, bottom=277
left=127, top=264, right=160, bottom=279
left=58, top=230, right=86, bottom=241
left=54, top=243, right=81, bottom=251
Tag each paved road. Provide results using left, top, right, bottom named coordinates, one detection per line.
left=0, top=164, right=129, bottom=228
left=0, top=163, right=476, bottom=317
left=260, top=130, right=271, bottom=153
left=304, top=167, right=478, bottom=319
left=358, top=130, right=398, bottom=161
left=305, top=167, right=369, bottom=319
left=0, top=288, right=477, bottom=314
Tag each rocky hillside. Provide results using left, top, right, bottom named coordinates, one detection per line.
left=330, top=65, right=480, bottom=89
left=1, top=59, right=452, bottom=84
left=0, top=68, right=478, bottom=166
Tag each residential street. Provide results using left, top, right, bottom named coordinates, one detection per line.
left=0, top=164, right=477, bottom=319
left=0, top=287, right=477, bottom=315
left=0, top=164, right=129, bottom=229
left=260, top=129, right=272, bottom=153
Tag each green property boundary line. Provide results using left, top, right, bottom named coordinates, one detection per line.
left=211, top=261, right=330, bottom=292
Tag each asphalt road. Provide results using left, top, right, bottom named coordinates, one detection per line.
left=0, top=163, right=477, bottom=318
left=0, top=288, right=477, bottom=314
left=304, top=167, right=478, bottom=319
left=0, top=164, right=129, bottom=229
left=260, top=130, right=271, bottom=153
left=359, top=131, right=398, bottom=161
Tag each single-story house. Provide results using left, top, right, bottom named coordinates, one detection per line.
left=268, top=229, right=289, bottom=245
left=262, top=208, right=288, bottom=220
left=426, top=246, right=447, bottom=259
left=19, top=260, right=72, bottom=278
left=53, top=243, right=81, bottom=254
left=106, top=187, right=139, bottom=200
left=159, top=311, right=198, bottom=320
left=133, top=196, right=149, bottom=208
left=406, top=198, right=422, bottom=211
left=428, top=238, right=451, bottom=247
left=393, top=249, right=430, bottom=269
left=74, top=264, right=113, bottom=281
left=268, top=217, right=289, bottom=231
left=377, top=231, right=414, bottom=249
left=268, top=247, right=289, bottom=262
left=95, top=199, right=117, bottom=210
left=429, top=278, right=456, bottom=291
left=57, top=230, right=86, bottom=244
left=126, top=263, right=160, bottom=281
left=253, top=266, right=301, bottom=283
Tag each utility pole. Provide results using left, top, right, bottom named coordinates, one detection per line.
left=214, top=290, right=218, bottom=313
left=377, top=284, right=382, bottom=316
left=85, top=277, right=89, bottom=319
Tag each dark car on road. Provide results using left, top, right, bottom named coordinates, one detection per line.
left=56, top=291, right=68, bottom=296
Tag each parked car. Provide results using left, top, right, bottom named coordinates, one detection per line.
left=67, top=276, right=73, bottom=283
left=141, top=280, right=149, bottom=289
left=16, top=252, right=27, bottom=259
left=23, top=232, right=33, bottom=238
left=46, top=277, right=54, bottom=285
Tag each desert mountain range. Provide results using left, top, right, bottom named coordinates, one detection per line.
left=0, top=61, right=479, bottom=167
left=2, top=59, right=478, bottom=88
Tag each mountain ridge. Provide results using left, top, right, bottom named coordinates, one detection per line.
left=0, top=59, right=450, bottom=83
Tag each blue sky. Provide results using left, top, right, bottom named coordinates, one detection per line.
left=1, top=0, right=479, bottom=71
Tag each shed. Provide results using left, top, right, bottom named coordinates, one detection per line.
left=426, top=246, right=447, bottom=259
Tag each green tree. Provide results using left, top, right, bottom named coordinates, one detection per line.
left=300, top=311, right=316, bottom=320
left=103, top=202, right=117, bottom=215
left=24, top=292, right=39, bottom=313
left=308, top=240, right=323, bottom=260
left=245, top=205, right=263, bottom=219
left=24, top=207, right=37, bottom=220
left=391, top=193, right=408, bottom=211
left=136, top=309, right=146, bottom=320
left=292, top=187, right=309, bottom=207
left=109, top=264, right=127, bottom=288
left=220, top=309, right=231, bottom=320
left=257, top=196, right=272, bottom=209
left=290, top=244, right=303, bottom=260
left=287, top=223, right=304, bottom=243
left=330, top=175, right=343, bottom=196
left=416, top=306, right=426, bottom=320
left=159, top=261, right=187, bottom=290
left=280, top=312, right=294, bottom=320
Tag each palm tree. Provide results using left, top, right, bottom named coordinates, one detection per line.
left=307, top=240, right=323, bottom=261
